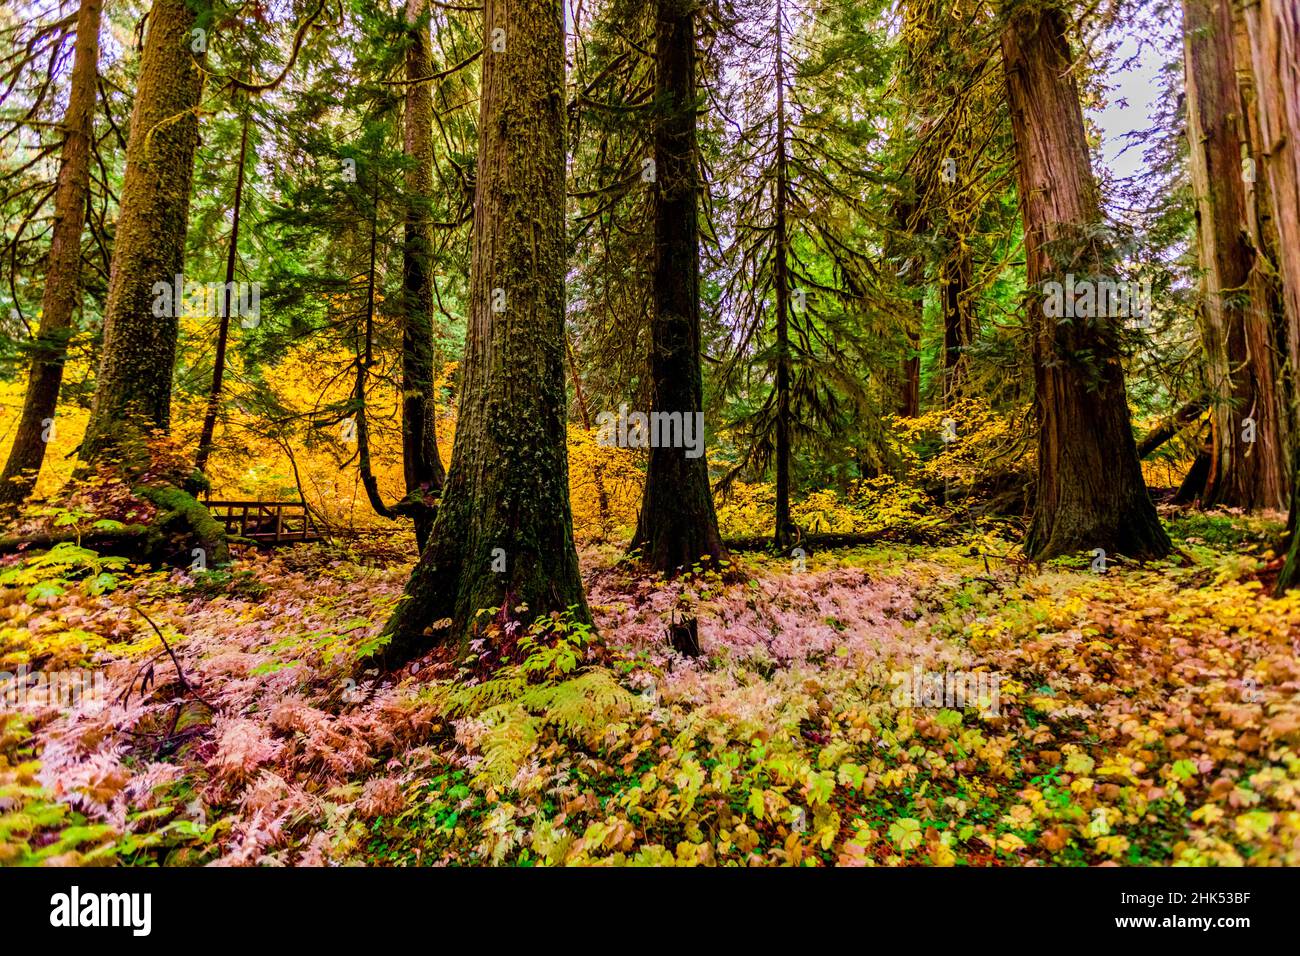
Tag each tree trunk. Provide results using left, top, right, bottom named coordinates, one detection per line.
left=381, top=0, right=589, bottom=662
left=898, top=324, right=921, bottom=417
left=889, top=198, right=922, bottom=418
left=1001, top=4, right=1170, bottom=561
left=401, top=0, right=445, bottom=551
left=0, top=0, right=102, bottom=508
left=628, top=0, right=726, bottom=574
left=194, top=108, right=251, bottom=477
left=355, top=167, right=395, bottom=521
left=1237, top=0, right=1300, bottom=589
left=940, top=231, right=973, bottom=399
left=80, top=0, right=203, bottom=466
left=1137, top=394, right=1208, bottom=459
left=565, top=333, right=613, bottom=535
left=1183, top=0, right=1288, bottom=511
left=773, top=0, right=794, bottom=551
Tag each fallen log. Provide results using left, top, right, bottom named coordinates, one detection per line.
left=0, top=485, right=230, bottom=564
left=1138, top=396, right=1208, bottom=460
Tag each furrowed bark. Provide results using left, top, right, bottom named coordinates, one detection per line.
left=1236, top=0, right=1300, bottom=589
left=382, top=0, right=590, bottom=662
left=1183, top=0, right=1288, bottom=511
left=1001, top=3, right=1170, bottom=561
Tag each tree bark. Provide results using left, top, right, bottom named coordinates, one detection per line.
left=0, top=0, right=102, bottom=508
left=940, top=230, right=974, bottom=399
left=1183, top=0, right=1289, bottom=511
left=1137, top=394, right=1208, bottom=459
left=381, top=0, right=589, bottom=662
left=80, top=0, right=203, bottom=465
left=400, top=0, right=446, bottom=551
left=194, top=108, right=250, bottom=477
left=355, top=166, right=395, bottom=521
left=889, top=198, right=922, bottom=418
left=1236, top=0, right=1300, bottom=589
left=628, top=0, right=726, bottom=574
left=898, top=324, right=921, bottom=417
left=1001, top=3, right=1170, bottom=561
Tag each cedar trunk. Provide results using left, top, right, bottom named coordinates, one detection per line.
left=1183, top=0, right=1289, bottom=511
left=80, top=0, right=202, bottom=464
left=401, top=0, right=445, bottom=551
left=1001, top=4, right=1170, bottom=561
left=628, top=0, right=726, bottom=574
left=1238, top=0, right=1300, bottom=589
left=382, top=0, right=589, bottom=661
left=0, top=0, right=102, bottom=506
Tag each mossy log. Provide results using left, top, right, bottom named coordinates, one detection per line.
left=0, top=485, right=229, bottom=565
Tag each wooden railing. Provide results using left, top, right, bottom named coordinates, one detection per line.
left=203, top=500, right=321, bottom=545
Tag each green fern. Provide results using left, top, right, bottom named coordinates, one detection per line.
left=427, top=614, right=645, bottom=786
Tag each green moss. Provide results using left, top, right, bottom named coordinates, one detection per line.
left=135, top=485, right=230, bottom=566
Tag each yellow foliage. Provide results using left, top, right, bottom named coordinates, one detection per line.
left=566, top=426, right=643, bottom=542
left=890, top=397, right=1026, bottom=487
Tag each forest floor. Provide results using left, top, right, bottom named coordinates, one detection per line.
left=2, top=508, right=1299, bottom=866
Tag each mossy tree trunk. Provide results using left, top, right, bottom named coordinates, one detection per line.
left=1001, top=3, right=1170, bottom=561
left=382, top=0, right=589, bottom=662
left=79, top=0, right=203, bottom=465
left=1183, top=0, right=1289, bottom=512
left=628, top=0, right=726, bottom=575
left=0, top=0, right=102, bottom=508
left=401, top=0, right=446, bottom=551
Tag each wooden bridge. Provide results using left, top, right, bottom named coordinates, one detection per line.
left=203, top=500, right=322, bottom=546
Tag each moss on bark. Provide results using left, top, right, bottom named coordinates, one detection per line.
left=79, top=0, right=203, bottom=465
left=381, top=0, right=589, bottom=664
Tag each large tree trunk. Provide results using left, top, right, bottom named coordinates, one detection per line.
left=381, top=0, right=589, bottom=662
left=773, top=0, right=794, bottom=551
left=400, top=0, right=445, bottom=551
left=1238, top=0, right=1300, bottom=589
left=194, top=109, right=251, bottom=477
left=1183, top=0, right=1289, bottom=511
left=80, top=0, right=203, bottom=466
left=0, top=0, right=102, bottom=508
left=628, top=0, right=726, bottom=574
left=1001, top=4, right=1170, bottom=560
